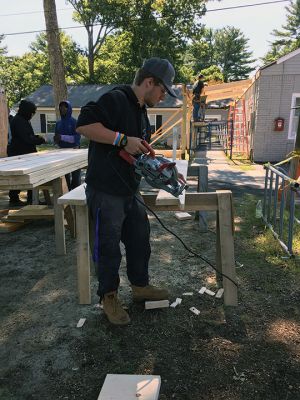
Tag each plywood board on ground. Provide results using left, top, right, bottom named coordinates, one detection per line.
left=98, top=374, right=161, bottom=400
left=5, top=205, right=54, bottom=220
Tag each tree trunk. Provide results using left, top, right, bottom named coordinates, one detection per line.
left=43, top=0, right=68, bottom=119
left=87, top=28, right=95, bottom=83
left=0, top=87, right=8, bottom=157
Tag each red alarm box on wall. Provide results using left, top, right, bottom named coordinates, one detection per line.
left=274, top=117, right=285, bottom=131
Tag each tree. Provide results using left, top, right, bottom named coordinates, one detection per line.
left=200, top=65, right=224, bottom=84
left=30, top=32, right=88, bottom=83
left=0, top=34, right=7, bottom=56
left=214, top=27, right=254, bottom=82
left=262, top=0, right=300, bottom=63
left=68, top=0, right=207, bottom=83
left=67, top=0, right=130, bottom=82
left=184, top=26, right=254, bottom=83
left=43, top=0, right=68, bottom=117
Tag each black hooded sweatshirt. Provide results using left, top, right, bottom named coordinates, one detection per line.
left=76, top=85, right=152, bottom=196
left=9, top=100, right=44, bottom=156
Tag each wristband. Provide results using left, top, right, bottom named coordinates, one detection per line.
left=119, top=134, right=128, bottom=148
left=113, top=131, right=121, bottom=146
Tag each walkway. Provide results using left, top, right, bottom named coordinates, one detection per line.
left=192, top=144, right=266, bottom=195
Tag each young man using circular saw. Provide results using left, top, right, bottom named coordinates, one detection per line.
left=76, top=57, right=177, bottom=325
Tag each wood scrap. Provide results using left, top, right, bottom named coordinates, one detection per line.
left=215, top=288, right=224, bottom=299
left=145, top=300, right=169, bottom=310
left=189, top=307, right=200, bottom=316
left=205, top=289, right=215, bottom=296
left=170, top=298, right=182, bottom=308
left=174, top=212, right=192, bottom=220
left=76, top=318, right=86, bottom=328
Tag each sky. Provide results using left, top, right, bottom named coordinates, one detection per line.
left=0, top=0, right=291, bottom=70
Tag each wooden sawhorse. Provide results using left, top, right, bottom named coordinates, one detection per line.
left=58, top=186, right=237, bottom=306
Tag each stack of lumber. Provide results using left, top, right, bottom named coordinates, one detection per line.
left=0, top=149, right=88, bottom=190
left=0, top=209, right=28, bottom=233
left=3, top=205, right=54, bottom=222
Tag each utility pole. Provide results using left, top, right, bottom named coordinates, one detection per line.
left=43, top=0, right=68, bottom=118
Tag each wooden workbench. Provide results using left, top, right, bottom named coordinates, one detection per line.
left=0, top=149, right=88, bottom=254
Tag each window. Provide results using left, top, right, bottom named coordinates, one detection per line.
left=46, top=113, right=56, bottom=133
left=288, top=94, right=300, bottom=140
left=148, top=114, right=162, bottom=134
left=40, top=114, right=46, bottom=133
left=148, top=114, right=156, bottom=134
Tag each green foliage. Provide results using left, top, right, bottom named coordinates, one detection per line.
left=67, top=0, right=132, bottom=82
left=213, top=27, right=255, bottom=82
left=0, top=32, right=87, bottom=106
left=30, top=32, right=88, bottom=83
left=185, top=26, right=254, bottom=83
left=67, top=0, right=207, bottom=83
left=262, top=0, right=300, bottom=64
left=200, top=65, right=224, bottom=83
left=0, top=53, right=48, bottom=106
left=0, top=34, right=7, bottom=56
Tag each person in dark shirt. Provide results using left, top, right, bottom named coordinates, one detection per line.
left=7, top=100, right=45, bottom=206
left=76, top=57, right=177, bottom=325
left=192, top=74, right=205, bottom=121
left=54, top=101, right=81, bottom=190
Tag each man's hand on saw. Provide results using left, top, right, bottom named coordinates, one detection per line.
left=124, top=137, right=151, bottom=155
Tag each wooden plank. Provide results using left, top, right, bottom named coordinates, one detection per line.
left=0, top=221, right=28, bottom=233
left=0, top=160, right=87, bottom=189
left=145, top=300, right=169, bottom=309
left=155, top=160, right=188, bottom=210
left=58, top=183, right=86, bottom=206
left=76, top=205, right=91, bottom=304
left=5, top=205, right=54, bottom=220
left=195, top=165, right=208, bottom=232
left=53, top=177, right=66, bottom=255
left=0, top=149, right=87, bottom=176
left=58, top=190, right=219, bottom=212
left=0, top=158, right=87, bottom=184
left=145, top=192, right=218, bottom=211
left=64, top=205, right=75, bottom=238
left=215, top=213, right=222, bottom=286
left=216, top=190, right=237, bottom=306
left=98, top=374, right=161, bottom=400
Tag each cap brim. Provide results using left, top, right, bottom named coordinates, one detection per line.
left=164, top=84, right=177, bottom=98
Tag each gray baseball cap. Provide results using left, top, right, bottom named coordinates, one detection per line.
left=142, top=57, right=177, bottom=98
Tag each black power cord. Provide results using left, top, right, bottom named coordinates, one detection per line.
left=108, top=151, right=238, bottom=288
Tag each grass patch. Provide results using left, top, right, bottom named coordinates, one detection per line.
left=234, top=193, right=300, bottom=272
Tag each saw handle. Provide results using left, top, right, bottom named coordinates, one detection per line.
left=119, top=149, right=136, bottom=165
left=141, top=140, right=155, bottom=158
left=119, top=140, right=155, bottom=164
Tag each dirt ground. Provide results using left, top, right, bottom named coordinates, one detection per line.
left=0, top=182, right=300, bottom=400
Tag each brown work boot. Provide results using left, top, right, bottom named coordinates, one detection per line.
left=131, top=284, right=169, bottom=302
left=102, top=291, right=130, bottom=325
